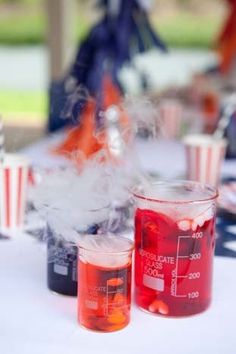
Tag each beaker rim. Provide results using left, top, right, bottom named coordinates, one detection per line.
left=77, top=234, right=134, bottom=254
left=132, top=180, right=218, bottom=205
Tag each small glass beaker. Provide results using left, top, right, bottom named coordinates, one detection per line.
left=133, top=180, right=218, bottom=317
left=77, top=234, right=134, bottom=332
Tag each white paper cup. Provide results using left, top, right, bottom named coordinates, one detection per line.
left=0, top=154, right=29, bottom=233
left=183, top=134, right=227, bottom=187
left=159, top=99, right=183, bottom=139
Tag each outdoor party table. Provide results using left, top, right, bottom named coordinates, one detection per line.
left=0, top=133, right=235, bottom=354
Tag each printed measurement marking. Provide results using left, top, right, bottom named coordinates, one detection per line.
left=53, top=264, right=68, bottom=276
left=143, top=274, right=164, bottom=291
left=175, top=294, right=187, bottom=298
left=106, top=283, right=117, bottom=315
left=85, top=300, right=98, bottom=310
left=174, top=235, right=192, bottom=297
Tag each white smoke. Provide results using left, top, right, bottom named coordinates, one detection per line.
left=123, top=95, right=161, bottom=138
left=29, top=148, right=148, bottom=243
left=28, top=94, right=168, bottom=243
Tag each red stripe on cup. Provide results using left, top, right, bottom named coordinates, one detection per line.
left=17, top=167, right=23, bottom=226
left=28, top=168, right=35, bottom=186
left=5, top=168, right=11, bottom=228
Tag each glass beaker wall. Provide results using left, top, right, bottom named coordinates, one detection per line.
left=133, top=180, right=218, bottom=317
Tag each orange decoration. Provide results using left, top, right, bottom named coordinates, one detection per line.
left=216, top=0, right=236, bottom=73
left=53, top=100, right=104, bottom=160
left=53, top=76, right=131, bottom=164
left=107, top=278, right=124, bottom=287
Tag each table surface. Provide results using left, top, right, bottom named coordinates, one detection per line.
left=1, top=134, right=236, bottom=354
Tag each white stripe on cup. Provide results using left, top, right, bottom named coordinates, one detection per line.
left=209, top=146, right=219, bottom=186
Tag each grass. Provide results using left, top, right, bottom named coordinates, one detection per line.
left=0, top=12, right=45, bottom=45
left=0, top=13, right=90, bottom=46
left=156, top=13, right=222, bottom=48
left=0, top=7, right=221, bottom=48
left=0, top=90, right=47, bottom=123
left=0, top=8, right=89, bottom=46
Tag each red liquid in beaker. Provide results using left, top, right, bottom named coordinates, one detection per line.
left=135, top=208, right=215, bottom=316
left=78, top=261, right=132, bottom=331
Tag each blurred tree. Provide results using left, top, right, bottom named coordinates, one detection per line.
left=48, top=0, right=167, bottom=131
left=0, top=0, right=41, bottom=3
left=0, top=0, right=21, bottom=3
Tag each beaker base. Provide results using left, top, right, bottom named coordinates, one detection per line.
left=136, top=302, right=211, bottom=318
left=79, top=321, right=129, bottom=333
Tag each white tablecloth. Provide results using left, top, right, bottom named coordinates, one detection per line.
left=0, top=235, right=235, bottom=354
left=0, top=134, right=236, bottom=354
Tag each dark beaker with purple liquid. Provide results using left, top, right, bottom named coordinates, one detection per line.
left=47, top=225, right=78, bottom=296
left=47, top=221, right=102, bottom=296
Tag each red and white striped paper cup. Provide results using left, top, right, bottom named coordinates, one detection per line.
left=159, top=99, right=183, bottom=139
left=0, top=154, right=29, bottom=233
left=183, top=134, right=227, bottom=187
